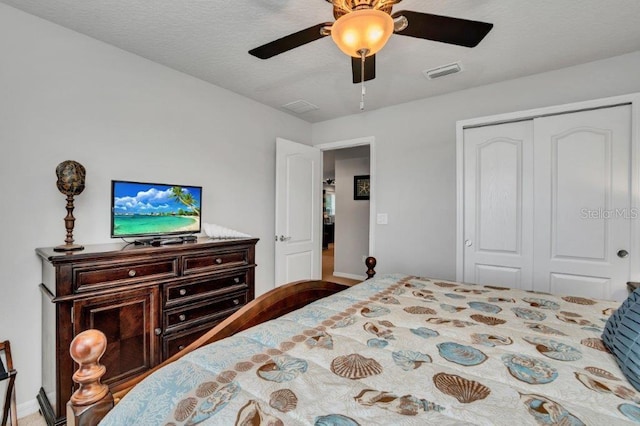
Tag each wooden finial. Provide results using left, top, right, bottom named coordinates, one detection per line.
left=365, top=256, right=377, bottom=280
left=67, top=330, right=113, bottom=426
left=69, top=330, right=109, bottom=405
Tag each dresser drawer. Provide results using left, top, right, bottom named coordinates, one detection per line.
left=162, top=321, right=221, bottom=359
left=164, top=291, right=247, bottom=332
left=183, top=249, right=249, bottom=275
left=73, top=258, right=178, bottom=292
left=164, top=271, right=249, bottom=308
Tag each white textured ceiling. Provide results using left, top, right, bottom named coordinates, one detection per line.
left=3, top=0, right=640, bottom=123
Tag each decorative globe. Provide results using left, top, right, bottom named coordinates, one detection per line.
left=56, top=160, right=86, bottom=196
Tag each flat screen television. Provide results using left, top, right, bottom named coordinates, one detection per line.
left=111, top=180, right=202, bottom=239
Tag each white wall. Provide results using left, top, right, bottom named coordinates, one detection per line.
left=312, top=51, right=640, bottom=280
left=334, top=156, right=369, bottom=277
left=5, top=0, right=640, bottom=416
left=0, top=3, right=311, bottom=415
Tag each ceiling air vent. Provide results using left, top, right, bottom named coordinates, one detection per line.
left=282, top=100, right=319, bottom=114
left=423, top=62, right=462, bottom=80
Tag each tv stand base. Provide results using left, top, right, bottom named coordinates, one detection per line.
left=134, top=235, right=198, bottom=246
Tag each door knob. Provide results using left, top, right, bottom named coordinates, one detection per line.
left=279, top=235, right=292, bottom=242
left=618, top=249, right=629, bottom=258
left=465, top=240, right=473, bottom=247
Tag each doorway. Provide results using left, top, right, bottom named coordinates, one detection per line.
left=274, top=136, right=374, bottom=286
left=320, top=143, right=372, bottom=285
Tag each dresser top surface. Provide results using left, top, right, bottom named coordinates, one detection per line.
left=36, top=237, right=259, bottom=264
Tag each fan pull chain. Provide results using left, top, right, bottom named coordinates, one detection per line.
left=359, top=49, right=367, bottom=111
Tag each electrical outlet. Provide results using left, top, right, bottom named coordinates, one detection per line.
left=377, top=213, right=388, bottom=225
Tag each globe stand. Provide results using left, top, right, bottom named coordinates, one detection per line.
left=53, top=160, right=86, bottom=252
left=53, top=193, right=84, bottom=252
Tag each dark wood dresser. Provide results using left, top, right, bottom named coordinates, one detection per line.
left=36, top=237, right=258, bottom=425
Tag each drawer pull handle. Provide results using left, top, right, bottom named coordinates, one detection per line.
left=178, top=314, right=186, bottom=321
left=128, top=269, right=137, bottom=277
left=154, top=328, right=162, bottom=336
left=215, top=258, right=223, bottom=264
left=233, top=299, right=240, bottom=305
left=178, top=345, right=185, bottom=351
left=234, top=277, right=240, bottom=284
left=179, top=289, right=187, bottom=296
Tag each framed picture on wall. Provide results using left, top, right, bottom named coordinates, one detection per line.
left=353, top=175, right=370, bottom=200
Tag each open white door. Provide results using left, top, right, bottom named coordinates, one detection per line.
left=275, top=138, right=322, bottom=286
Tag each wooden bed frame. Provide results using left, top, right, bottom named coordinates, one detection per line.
left=65, top=257, right=377, bottom=425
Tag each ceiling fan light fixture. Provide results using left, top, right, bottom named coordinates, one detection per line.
left=330, top=9, right=394, bottom=57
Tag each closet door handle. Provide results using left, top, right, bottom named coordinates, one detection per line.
left=279, top=235, right=292, bottom=242
left=618, top=249, right=629, bottom=258
left=465, top=240, right=473, bottom=247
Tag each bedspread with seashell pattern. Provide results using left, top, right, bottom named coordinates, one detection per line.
left=101, top=274, right=640, bottom=425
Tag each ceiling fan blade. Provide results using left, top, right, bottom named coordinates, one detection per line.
left=249, top=23, right=332, bottom=59
left=392, top=10, right=493, bottom=48
left=352, top=55, right=376, bottom=84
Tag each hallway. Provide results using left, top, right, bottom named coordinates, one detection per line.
left=322, top=243, right=361, bottom=286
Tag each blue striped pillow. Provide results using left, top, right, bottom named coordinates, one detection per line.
left=602, top=289, right=640, bottom=391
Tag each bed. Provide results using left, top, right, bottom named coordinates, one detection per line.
left=67, top=262, right=640, bottom=425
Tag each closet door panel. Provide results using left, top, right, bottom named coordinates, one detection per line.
left=475, top=265, right=521, bottom=289
left=550, top=273, right=610, bottom=299
left=533, top=105, right=631, bottom=300
left=463, top=121, right=534, bottom=290
left=477, top=141, right=520, bottom=252
left=554, top=129, right=608, bottom=259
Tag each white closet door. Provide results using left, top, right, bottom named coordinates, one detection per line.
left=463, top=121, right=534, bottom=290
left=533, top=105, right=631, bottom=301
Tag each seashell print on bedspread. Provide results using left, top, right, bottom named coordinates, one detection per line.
left=257, top=355, right=308, bottom=382
left=99, top=274, right=629, bottom=426
left=433, top=373, right=491, bottom=403
left=354, top=388, right=445, bottom=415
left=331, top=353, right=383, bottom=379
left=269, top=389, right=298, bottom=413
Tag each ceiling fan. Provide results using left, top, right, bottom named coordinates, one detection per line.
left=249, top=0, right=493, bottom=85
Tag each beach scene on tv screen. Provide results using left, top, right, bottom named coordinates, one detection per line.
left=113, top=182, right=201, bottom=236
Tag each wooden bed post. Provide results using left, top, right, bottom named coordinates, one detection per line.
left=67, top=330, right=114, bottom=426
left=365, top=256, right=377, bottom=279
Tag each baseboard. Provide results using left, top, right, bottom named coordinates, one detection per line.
left=333, top=271, right=366, bottom=281
left=18, top=397, right=41, bottom=419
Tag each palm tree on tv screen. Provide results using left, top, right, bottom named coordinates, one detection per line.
left=170, top=186, right=200, bottom=216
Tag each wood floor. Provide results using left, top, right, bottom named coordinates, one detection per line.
left=18, top=412, right=46, bottom=425
left=322, top=244, right=361, bottom=286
